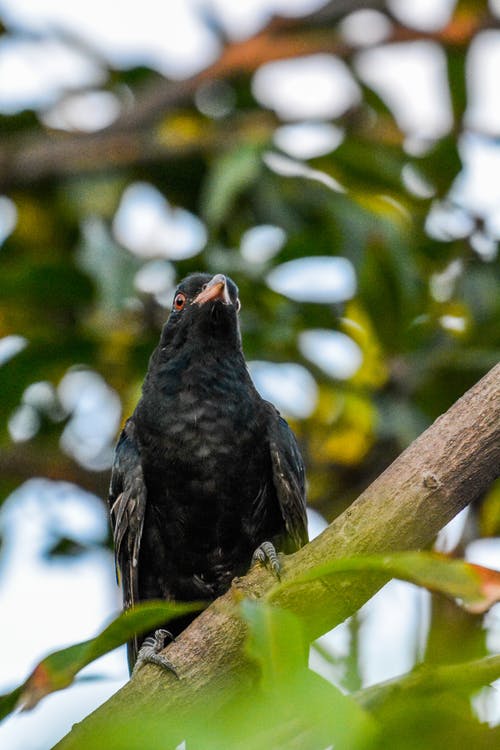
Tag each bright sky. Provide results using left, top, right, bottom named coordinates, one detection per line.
left=1, top=1, right=500, bottom=747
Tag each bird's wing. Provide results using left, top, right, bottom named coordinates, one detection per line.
left=108, top=418, right=147, bottom=667
left=267, top=408, right=309, bottom=552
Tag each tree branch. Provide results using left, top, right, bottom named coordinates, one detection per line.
left=0, top=7, right=491, bottom=190
left=54, top=363, right=500, bottom=749
left=0, top=444, right=109, bottom=499
left=354, top=654, right=500, bottom=711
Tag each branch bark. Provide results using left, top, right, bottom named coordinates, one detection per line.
left=54, top=363, right=500, bottom=749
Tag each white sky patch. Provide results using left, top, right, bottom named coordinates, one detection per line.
left=299, top=329, right=363, bottom=380
left=0, top=195, right=18, bottom=245
left=429, top=258, right=463, bottom=302
left=0, top=335, right=27, bottom=366
left=469, top=230, right=498, bottom=261
left=435, top=506, right=469, bottom=553
left=466, top=538, right=500, bottom=666
left=24, top=381, right=58, bottom=412
left=0, top=37, right=104, bottom=113
left=439, top=314, right=467, bottom=334
left=340, top=9, right=393, bottom=48
left=42, top=90, right=121, bottom=132
left=113, top=182, right=207, bottom=260
left=467, top=538, right=500, bottom=571
left=401, top=163, right=435, bottom=199
left=264, top=151, right=346, bottom=193
left=267, top=256, right=356, bottom=303
left=310, top=620, right=352, bottom=687
left=134, top=259, right=176, bottom=297
left=240, top=225, right=286, bottom=264
left=206, top=0, right=328, bottom=39
left=253, top=54, right=360, bottom=121
left=58, top=370, right=121, bottom=470
left=387, top=0, right=456, bottom=32
left=274, top=122, right=344, bottom=160
left=453, top=133, right=500, bottom=223
left=306, top=506, right=328, bottom=541
left=466, top=32, right=500, bottom=135
left=8, top=404, right=40, bottom=442
left=0, top=0, right=219, bottom=79
left=0, top=481, right=121, bottom=689
left=356, top=41, right=453, bottom=138
left=0, top=680, right=126, bottom=750
left=248, top=360, right=318, bottom=418
left=0, top=480, right=127, bottom=748
left=358, top=581, right=431, bottom=687
left=425, top=200, right=475, bottom=241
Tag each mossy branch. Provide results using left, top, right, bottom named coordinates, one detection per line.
left=54, top=363, right=500, bottom=749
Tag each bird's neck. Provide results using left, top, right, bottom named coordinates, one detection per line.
left=145, top=342, right=252, bottom=400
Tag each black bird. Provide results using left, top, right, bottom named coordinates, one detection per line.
left=108, top=273, right=308, bottom=673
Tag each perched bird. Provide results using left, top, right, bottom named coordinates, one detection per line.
left=108, top=273, right=308, bottom=673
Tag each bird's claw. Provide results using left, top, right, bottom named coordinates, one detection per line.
left=252, top=541, right=281, bottom=579
left=132, top=628, right=178, bottom=678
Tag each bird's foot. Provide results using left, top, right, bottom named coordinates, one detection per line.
left=252, top=541, right=281, bottom=579
left=132, top=629, right=178, bottom=677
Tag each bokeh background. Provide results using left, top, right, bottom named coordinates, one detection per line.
left=0, top=0, right=500, bottom=747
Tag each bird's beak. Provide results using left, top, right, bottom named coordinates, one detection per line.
left=192, top=274, right=231, bottom=306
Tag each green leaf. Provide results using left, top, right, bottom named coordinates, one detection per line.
left=242, top=599, right=307, bottom=691
left=0, top=600, right=203, bottom=719
left=316, top=137, right=407, bottom=195
left=416, top=136, right=462, bottom=196
left=355, top=653, right=500, bottom=712
left=201, top=144, right=262, bottom=228
left=446, top=47, right=468, bottom=127
left=239, top=599, right=375, bottom=750
left=274, top=552, right=500, bottom=614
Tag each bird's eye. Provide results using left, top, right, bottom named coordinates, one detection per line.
left=236, top=298, right=241, bottom=312
left=174, top=292, right=186, bottom=311
left=201, top=283, right=208, bottom=291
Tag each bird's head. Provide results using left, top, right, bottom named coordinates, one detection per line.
left=160, top=273, right=242, bottom=353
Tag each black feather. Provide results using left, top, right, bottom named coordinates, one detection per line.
left=108, top=273, right=308, bottom=673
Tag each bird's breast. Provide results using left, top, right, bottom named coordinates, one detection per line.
left=139, top=378, right=264, bottom=490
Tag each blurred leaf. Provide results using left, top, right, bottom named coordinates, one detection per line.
left=319, top=138, right=406, bottom=195
left=355, top=653, right=500, bottom=712
left=157, top=112, right=208, bottom=150
left=237, top=599, right=375, bottom=750
left=357, top=234, right=422, bottom=351
left=341, top=301, right=389, bottom=389
left=61, top=175, right=126, bottom=219
left=309, top=386, right=377, bottom=466
left=44, top=536, right=89, bottom=559
left=446, top=47, right=468, bottom=127
left=275, top=552, right=500, bottom=614
left=0, top=109, right=39, bottom=135
left=110, top=64, right=164, bottom=88
left=242, top=600, right=307, bottom=690
left=416, top=137, right=462, bottom=196
left=77, top=217, right=139, bottom=315
left=0, top=600, right=203, bottom=719
left=373, top=690, right=500, bottom=750
left=201, top=143, right=262, bottom=228
left=1, top=262, right=94, bottom=307
left=58, top=668, right=376, bottom=750
left=480, top=478, right=500, bottom=537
